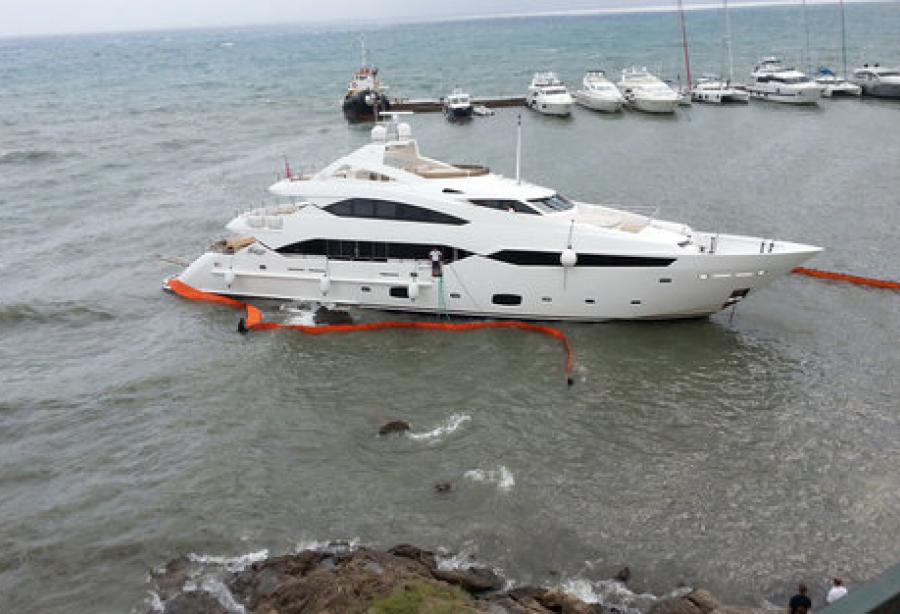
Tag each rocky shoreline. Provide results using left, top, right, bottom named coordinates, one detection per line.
left=150, top=543, right=777, bottom=614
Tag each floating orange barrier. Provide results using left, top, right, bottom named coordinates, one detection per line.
left=167, top=279, right=575, bottom=384
left=791, top=267, right=900, bottom=291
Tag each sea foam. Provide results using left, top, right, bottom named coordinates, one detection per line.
left=408, top=413, right=471, bottom=441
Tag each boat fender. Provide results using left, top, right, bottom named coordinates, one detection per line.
left=408, top=281, right=420, bottom=300
left=224, top=269, right=236, bottom=288
left=319, top=275, right=331, bottom=296
left=560, top=249, right=578, bottom=268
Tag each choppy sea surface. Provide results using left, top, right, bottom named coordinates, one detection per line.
left=1, top=4, right=899, bottom=612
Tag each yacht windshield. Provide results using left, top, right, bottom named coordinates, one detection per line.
left=543, top=87, right=568, bottom=95
left=878, top=70, right=900, bottom=77
left=528, top=193, right=575, bottom=212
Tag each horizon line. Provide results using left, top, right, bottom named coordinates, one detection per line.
left=0, top=0, right=891, bottom=41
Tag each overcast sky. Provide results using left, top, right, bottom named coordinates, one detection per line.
left=0, top=0, right=883, bottom=38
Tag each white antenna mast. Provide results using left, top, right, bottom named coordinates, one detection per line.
left=515, top=114, right=523, bottom=185
left=359, top=34, right=368, bottom=68
left=724, top=0, right=735, bottom=83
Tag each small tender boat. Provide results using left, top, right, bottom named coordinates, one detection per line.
left=473, top=105, right=495, bottom=117
left=851, top=64, right=900, bottom=99
left=691, top=75, right=750, bottom=103
left=574, top=71, right=625, bottom=113
left=527, top=73, right=574, bottom=116
left=748, top=57, right=821, bottom=105
left=617, top=67, right=681, bottom=114
left=815, top=68, right=861, bottom=97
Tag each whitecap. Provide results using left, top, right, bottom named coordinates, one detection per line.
left=187, top=549, right=268, bottom=573
left=293, top=537, right=359, bottom=554
left=408, top=413, right=471, bottom=441
left=463, top=465, right=515, bottom=492
left=560, top=578, right=658, bottom=613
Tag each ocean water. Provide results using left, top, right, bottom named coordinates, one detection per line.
left=1, top=4, right=900, bottom=612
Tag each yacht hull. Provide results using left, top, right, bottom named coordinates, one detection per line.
left=748, top=86, right=821, bottom=105
left=175, top=238, right=819, bottom=322
left=574, top=91, right=624, bottom=113
left=628, top=97, right=679, bottom=114
left=528, top=99, right=572, bottom=116
left=692, top=88, right=750, bottom=104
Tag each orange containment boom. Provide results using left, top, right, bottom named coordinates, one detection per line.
left=792, top=267, right=900, bottom=291
left=166, top=279, right=575, bottom=384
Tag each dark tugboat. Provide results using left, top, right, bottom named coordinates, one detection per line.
left=342, top=36, right=390, bottom=123
left=443, top=88, right=474, bottom=121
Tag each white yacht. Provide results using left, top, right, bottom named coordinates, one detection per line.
left=814, top=68, right=861, bottom=97
left=169, top=117, right=821, bottom=322
left=692, top=75, right=750, bottom=103
left=527, top=73, right=574, bottom=116
left=748, top=57, right=821, bottom=104
left=443, top=89, right=474, bottom=121
left=617, top=67, right=682, bottom=114
left=850, top=64, right=900, bottom=99
left=574, top=71, right=625, bottom=113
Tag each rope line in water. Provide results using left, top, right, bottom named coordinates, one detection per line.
left=792, top=267, right=900, bottom=291
left=167, top=279, right=575, bottom=382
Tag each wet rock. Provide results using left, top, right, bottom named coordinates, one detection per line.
left=379, top=420, right=411, bottom=435
left=534, top=589, right=602, bottom=614
left=387, top=544, right=437, bottom=571
left=432, top=565, right=504, bottom=594
left=151, top=556, right=192, bottom=601
left=686, top=588, right=722, bottom=613
left=162, top=591, right=227, bottom=614
left=614, top=565, right=632, bottom=584
left=649, top=595, right=705, bottom=614
left=434, top=481, right=453, bottom=493
left=313, top=306, right=353, bottom=325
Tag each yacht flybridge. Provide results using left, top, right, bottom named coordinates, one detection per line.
left=171, top=116, right=821, bottom=322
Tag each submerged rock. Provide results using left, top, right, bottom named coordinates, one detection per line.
left=378, top=420, right=411, bottom=435
left=162, top=592, right=226, bottom=614
left=434, top=481, right=454, bottom=493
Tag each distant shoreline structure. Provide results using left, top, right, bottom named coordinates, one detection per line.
left=1, top=0, right=891, bottom=41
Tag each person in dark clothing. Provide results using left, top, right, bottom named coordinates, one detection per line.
left=788, top=583, right=812, bottom=614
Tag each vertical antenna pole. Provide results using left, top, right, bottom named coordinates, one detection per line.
left=515, top=114, right=523, bottom=185
left=802, top=0, right=811, bottom=74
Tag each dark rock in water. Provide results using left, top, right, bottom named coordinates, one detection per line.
left=378, top=420, right=411, bottom=435
left=614, top=565, right=632, bottom=583
left=151, top=556, right=191, bottom=601
left=434, top=481, right=453, bottom=493
left=162, top=591, right=226, bottom=614
left=649, top=595, right=704, bottom=614
left=313, top=306, right=353, bottom=325
left=686, top=588, right=722, bottom=613
left=536, top=589, right=603, bottom=613
left=432, top=565, right=503, bottom=594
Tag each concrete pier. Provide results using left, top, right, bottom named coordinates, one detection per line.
left=390, top=96, right=526, bottom=112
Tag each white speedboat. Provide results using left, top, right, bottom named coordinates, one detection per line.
left=527, top=73, right=574, bottom=116
left=169, top=116, right=821, bottom=322
left=815, top=68, right=861, bottom=97
left=850, top=64, right=900, bottom=99
left=617, top=67, right=681, bottom=114
left=692, top=76, right=750, bottom=103
left=574, top=71, right=625, bottom=113
left=443, top=88, right=474, bottom=121
left=748, top=57, right=821, bottom=104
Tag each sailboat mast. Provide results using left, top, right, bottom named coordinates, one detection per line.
left=801, top=0, right=812, bottom=74
left=724, top=0, right=735, bottom=82
left=677, top=0, right=693, bottom=87
left=839, top=0, right=848, bottom=78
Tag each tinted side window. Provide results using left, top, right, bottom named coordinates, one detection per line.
left=326, top=198, right=468, bottom=225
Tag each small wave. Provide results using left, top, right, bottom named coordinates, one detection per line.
left=292, top=538, right=359, bottom=554
left=0, top=302, right=115, bottom=327
left=183, top=578, right=247, bottom=614
left=0, top=149, right=60, bottom=164
left=187, top=549, right=268, bottom=573
left=560, top=578, right=660, bottom=614
left=408, top=413, right=471, bottom=442
left=463, top=465, right=515, bottom=492
left=157, top=138, right=206, bottom=151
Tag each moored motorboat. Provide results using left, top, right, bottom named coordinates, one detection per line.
left=851, top=64, right=900, bottom=99
left=617, top=67, right=681, bottom=114
left=692, top=76, right=750, bottom=103
left=574, top=71, right=624, bottom=113
left=815, top=68, right=861, bottom=97
left=527, top=73, right=574, bottom=116
left=443, top=89, right=474, bottom=121
left=748, top=57, right=821, bottom=105
left=341, top=36, right=390, bottom=123
left=169, top=116, right=822, bottom=322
